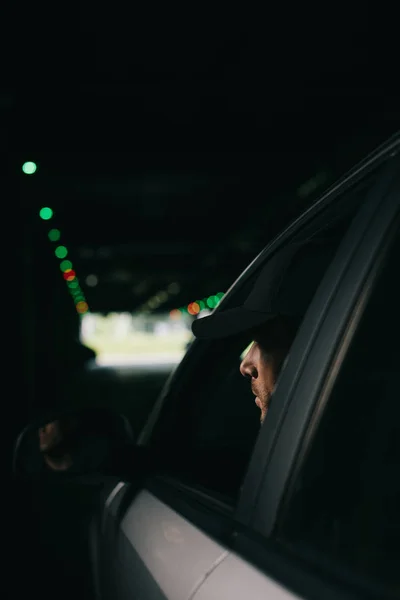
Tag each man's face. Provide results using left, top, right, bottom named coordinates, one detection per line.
left=240, top=342, right=279, bottom=424
left=239, top=317, right=296, bottom=424
left=38, top=420, right=63, bottom=452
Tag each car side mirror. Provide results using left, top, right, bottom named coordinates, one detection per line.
left=12, top=407, right=136, bottom=481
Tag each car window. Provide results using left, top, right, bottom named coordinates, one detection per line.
left=274, top=224, right=400, bottom=596
left=148, top=166, right=385, bottom=509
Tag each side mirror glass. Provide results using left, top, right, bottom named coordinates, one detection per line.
left=13, top=407, right=135, bottom=481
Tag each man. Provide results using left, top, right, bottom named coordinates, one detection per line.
left=38, top=418, right=77, bottom=471
left=192, top=241, right=335, bottom=424
left=37, top=411, right=120, bottom=475
left=239, top=316, right=299, bottom=424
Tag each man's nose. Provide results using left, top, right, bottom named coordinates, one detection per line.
left=240, top=354, right=254, bottom=379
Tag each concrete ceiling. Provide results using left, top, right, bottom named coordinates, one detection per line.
left=14, top=6, right=400, bottom=313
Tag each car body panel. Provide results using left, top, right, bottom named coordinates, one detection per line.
left=96, top=488, right=230, bottom=600
left=192, top=552, right=301, bottom=600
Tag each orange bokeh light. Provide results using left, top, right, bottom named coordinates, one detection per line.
left=76, top=301, right=89, bottom=314
left=188, top=302, right=200, bottom=315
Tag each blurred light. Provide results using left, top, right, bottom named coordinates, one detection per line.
left=80, top=248, right=95, bottom=259
left=297, top=171, right=329, bottom=199
left=69, top=283, right=82, bottom=292
left=39, top=207, right=53, bottom=220
left=60, top=259, right=72, bottom=272
left=212, top=295, right=220, bottom=307
left=188, top=302, right=200, bottom=316
left=72, top=288, right=84, bottom=298
left=157, top=291, right=168, bottom=302
left=48, top=228, right=61, bottom=242
left=173, top=291, right=225, bottom=316
left=169, top=309, right=181, bottom=320
left=55, top=245, right=68, bottom=259
left=167, top=282, right=180, bottom=294
left=22, top=161, right=37, bottom=175
left=191, top=302, right=200, bottom=315
left=76, top=301, right=89, bottom=314
left=85, top=274, right=98, bottom=287
left=67, top=279, right=79, bottom=289
left=206, top=297, right=215, bottom=309
left=63, top=269, right=76, bottom=282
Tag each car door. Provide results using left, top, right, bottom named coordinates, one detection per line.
left=91, top=137, right=399, bottom=600
left=196, top=151, right=400, bottom=599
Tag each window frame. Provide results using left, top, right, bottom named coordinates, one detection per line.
left=236, top=150, right=400, bottom=530
left=275, top=212, right=400, bottom=540
left=229, top=155, right=400, bottom=598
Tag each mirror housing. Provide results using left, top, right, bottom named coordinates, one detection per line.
left=13, top=407, right=136, bottom=481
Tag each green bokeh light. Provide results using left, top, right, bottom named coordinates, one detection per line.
left=48, top=228, right=61, bottom=242
left=55, top=245, right=68, bottom=259
left=206, top=297, right=215, bottom=309
left=60, top=260, right=72, bottom=272
left=70, top=285, right=82, bottom=294
left=22, top=161, right=37, bottom=175
left=67, top=281, right=79, bottom=289
left=39, top=207, right=53, bottom=220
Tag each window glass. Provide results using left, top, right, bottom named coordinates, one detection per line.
left=276, top=226, right=400, bottom=595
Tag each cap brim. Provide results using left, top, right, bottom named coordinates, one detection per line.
left=191, top=306, right=276, bottom=339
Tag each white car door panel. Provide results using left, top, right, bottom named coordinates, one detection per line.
left=193, top=553, right=302, bottom=600
left=103, top=489, right=231, bottom=600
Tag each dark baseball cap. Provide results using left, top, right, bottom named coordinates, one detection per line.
left=191, top=241, right=336, bottom=340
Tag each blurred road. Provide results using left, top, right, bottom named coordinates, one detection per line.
left=94, top=353, right=184, bottom=367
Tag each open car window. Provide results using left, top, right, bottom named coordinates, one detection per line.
left=146, top=164, right=385, bottom=508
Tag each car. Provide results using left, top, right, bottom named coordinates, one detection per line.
left=14, top=132, right=400, bottom=600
